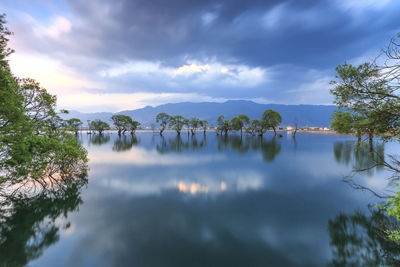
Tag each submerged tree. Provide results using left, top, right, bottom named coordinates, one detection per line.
left=156, top=113, right=170, bottom=136
left=89, top=119, right=110, bottom=134
left=262, top=109, right=281, bottom=136
left=330, top=62, right=399, bottom=150
left=111, top=114, right=131, bottom=135
left=199, top=120, right=208, bottom=134
left=66, top=118, right=83, bottom=135
left=128, top=119, right=140, bottom=134
left=217, top=115, right=231, bottom=135
left=169, top=115, right=185, bottom=135
left=189, top=117, right=200, bottom=135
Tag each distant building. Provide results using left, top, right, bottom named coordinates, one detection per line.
left=286, top=126, right=293, bottom=130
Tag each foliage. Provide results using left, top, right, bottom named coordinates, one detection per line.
left=189, top=117, right=200, bottom=135
left=111, top=114, right=130, bottom=135
left=169, top=115, right=185, bottom=135
left=262, top=109, right=281, bottom=135
left=128, top=119, right=140, bottom=134
left=89, top=119, right=110, bottom=134
left=330, top=62, right=400, bottom=147
left=217, top=115, right=231, bottom=135
left=199, top=120, right=208, bottom=133
left=66, top=118, right=82, bottom=134
left=0, top=14, right=87, bottom=193
left=156, top=112, right=170, bottom=136
left=111, top=114, right=140, bottom=135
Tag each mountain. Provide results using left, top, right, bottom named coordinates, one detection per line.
left=62, top=100, right=337, bottom=127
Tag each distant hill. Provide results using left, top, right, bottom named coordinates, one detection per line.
left=62, top=100, right=337, bottom=127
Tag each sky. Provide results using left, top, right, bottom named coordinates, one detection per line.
left=1, top=0, right=400, bottom=112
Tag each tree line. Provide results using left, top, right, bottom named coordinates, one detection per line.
left=153, top=109, right=282, bottom=137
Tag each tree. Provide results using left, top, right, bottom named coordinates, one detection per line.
left=66, top=118, right=82, bottom=135
left=330, top=62, right=399, bottom=150
left=262, top=109, right=281, bottom=135
left=89, top=120, right=110, bottom=134
left=111, top=114, right=131, bottom=135
left=156, top=113, right=170, bottom=136
left=238, top=114, right=250, bottom=136
left=169, top=115, right=185, bottom=135
left=183, top=118, right=190, bottom=135
left=128, top=120, right=140, bottom=134
left=217, top=115, right=230, bottom=135
left=199, top=120, right=208, bottom=134
left=230, top=117, right=241, bottom=132
left=0, top=15, right=87, bottom=190
left=189, top=117, right=200, bottom=135
left=250, top=119, right=268, bottom=136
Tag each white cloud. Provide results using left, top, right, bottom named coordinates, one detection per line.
left=57, top=91, right=229, bottom=112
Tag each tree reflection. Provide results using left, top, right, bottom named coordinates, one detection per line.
left=88, top=133, right=110, bottom=146
left=333, top=141, right=385, bottom=176
left=328, top=206, right=400, bottom=266
left=156, top=135, right=207, bottom=154
left=216, top=135, right=281, bottom=162
left=112, top=135, right=139, bottom=152
left=0, top=173, right=88, bottom=267
left=260, top=137, right=281, bottom=162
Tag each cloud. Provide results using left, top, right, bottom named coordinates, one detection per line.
left=2, top=0, right=400, bottom=112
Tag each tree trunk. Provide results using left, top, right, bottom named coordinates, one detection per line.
left=273, top=127, right=276, bottom=135
left=369, top=132, right=374, bottom=152
left=356, top=132, right=361, bottom=149
left=240, top=128, right=242, bottom=136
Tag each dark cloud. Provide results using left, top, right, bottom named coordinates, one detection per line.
left=4, top=0, right=400, bottom=109
left=60, top=0, right=400, bottom=68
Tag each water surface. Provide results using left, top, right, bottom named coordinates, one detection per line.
left=10, top=131, right=400, bottom=266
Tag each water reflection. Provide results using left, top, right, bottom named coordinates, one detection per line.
left=328, top=206, right=400, bottom=266
left=28, top=133, right=400, bottom=266
left=333, top=141, right=385, bottom=176
left=88, top=133, right=110, bottom=146
left=217, top=135, right=281, bottom=162
left=113, top=134, right=139, bottom=152
left=0, top=173, right=87, bottom=266
left=156, top=135, right=207, bottom=154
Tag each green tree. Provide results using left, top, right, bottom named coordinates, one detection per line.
left=330, top=62, right=399, bottom=149
left=89, top=120, right=110, bottom=134
left=238, top=114, right=250, bottom=135
left=156, top=112, right=170, bottom=136
left=199, top=120, right=208, bottom=134
left=0, top=15, right=87, bottom=190
left=128, top=119, right=140, bottom=134
left=250, top=119, right=268, bottom=136
left=111, top=114, right=131, bottom=135
left=189, top=117, right=200, bottom=135
left=66, top=118, right=83, bottom=135
left=262, top=109, right=281, bottom=135
left=230, top=117, right=241, bottom=132
left=183, top=118, right=190, bottom=135
left=217, top=115, right=230, bottom=135
left=169, top=115, right=185, bottom=135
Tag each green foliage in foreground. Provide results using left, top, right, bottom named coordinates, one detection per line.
left=0, top=14, right=87, bottom=192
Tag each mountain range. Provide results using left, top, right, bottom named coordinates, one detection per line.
left=62, top=100, right=337, bottom=128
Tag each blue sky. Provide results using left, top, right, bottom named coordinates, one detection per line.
left=1, top=0, right=400, bottom=112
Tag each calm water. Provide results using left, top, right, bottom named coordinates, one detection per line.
left=7, top=132, right=400, bottom=266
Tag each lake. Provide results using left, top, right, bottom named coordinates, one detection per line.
left=12, top=131, right=400, bottom=266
